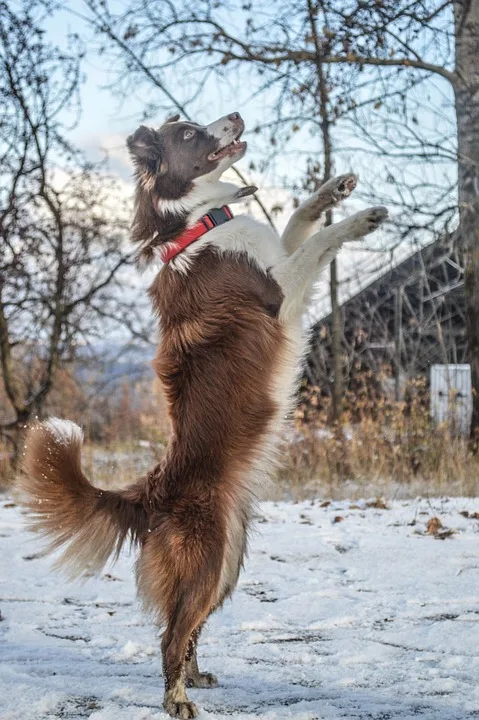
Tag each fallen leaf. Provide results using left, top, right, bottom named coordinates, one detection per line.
left=427, top=517, right=443, bottom=535
left=366, top=499, right=388, bottom=510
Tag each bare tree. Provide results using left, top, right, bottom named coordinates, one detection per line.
left=0, top=0, right=147, bottom=458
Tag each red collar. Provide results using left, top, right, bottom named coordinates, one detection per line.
left=160, top=205, right=234, bottom=263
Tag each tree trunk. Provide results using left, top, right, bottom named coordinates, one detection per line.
left=305, top=0, right=344, bottom=422
left=330, top=258, right=343, bottom=418
left=394, top=286, right=403, bottom=401
left=454, top=0, right=479, bottom=436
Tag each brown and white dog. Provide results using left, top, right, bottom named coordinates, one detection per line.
left=18, top=112, right=388, bottom=718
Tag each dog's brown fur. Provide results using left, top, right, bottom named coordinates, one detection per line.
left=139, top=246, right=285, bottom=715
left=19, top=241, right=286, bottom=718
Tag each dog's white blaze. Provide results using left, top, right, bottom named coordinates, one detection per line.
left=205, top=116, right=238, bottom=142
left=156, top=177, right=242, bottom=219
left=44, top=418, right=84, bottom=446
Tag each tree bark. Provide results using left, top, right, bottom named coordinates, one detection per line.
left=394, top=286, right=403, bottom=401
left=330, top=257, right=343, bottom=418
left=454, top=0, right=479, bottom=435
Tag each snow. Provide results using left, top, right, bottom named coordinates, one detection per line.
left=1, top=496, right=479, bottom=719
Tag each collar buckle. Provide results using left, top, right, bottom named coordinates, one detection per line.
left=204, top=205, right=233, bottom=228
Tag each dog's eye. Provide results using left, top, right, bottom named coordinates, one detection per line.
left=183, top=129, right=195, bottom=140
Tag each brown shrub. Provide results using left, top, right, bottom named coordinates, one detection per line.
left=276, top=376, right=479, bottom=500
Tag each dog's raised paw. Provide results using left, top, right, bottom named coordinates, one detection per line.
left=306, top=174, right=357, bottom=220
left=164, top=700, right=198, bottom=719
left=332, top=173, right=357, bottom=200
left=318, top=172, right=357, bottom=202
left=346, top=206, right=389, bottom=239
left=364, top=206, right=389, bottom=230
left=186, top=671, right=218, bottom=688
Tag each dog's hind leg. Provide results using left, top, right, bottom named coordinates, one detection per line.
left=137, top=506, right=224, bottom=719
left=185, top=624, right=218, bottom=688
left=280, top=174, right=357, bottom=255
left=161, top=587, right=218, bottom=719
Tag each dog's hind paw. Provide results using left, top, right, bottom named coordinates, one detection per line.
left=164, top=700, right=198, bottom=719
left=186, top=671, right=218, bottom=688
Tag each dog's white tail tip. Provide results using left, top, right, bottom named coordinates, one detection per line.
left=42, top=417, right=84, bottom=446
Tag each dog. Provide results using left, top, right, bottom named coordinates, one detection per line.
left=18, top=111, right=388, bottom=719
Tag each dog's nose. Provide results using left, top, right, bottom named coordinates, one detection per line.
left=228, top=112, right=240, bottom=121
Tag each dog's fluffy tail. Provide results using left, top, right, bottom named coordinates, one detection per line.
left=18, top=418, right=149, bottom=579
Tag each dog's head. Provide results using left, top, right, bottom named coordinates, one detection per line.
left=127, top=112, right=248, bottom=264
left=127, top=112, right=246, bottom=192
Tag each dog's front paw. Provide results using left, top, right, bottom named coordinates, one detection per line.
left=306, top=174, right=357, bottom=220
left=164, top=700, right=198, bottom=719
left=348, top=206, right=389, bottom=239
left=326, top=173, right=357, bottom=202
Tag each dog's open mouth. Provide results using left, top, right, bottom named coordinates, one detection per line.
left=208, top=133, right=246, bottom=161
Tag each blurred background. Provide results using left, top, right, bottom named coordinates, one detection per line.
left=1, top=0, right=478, bottom=497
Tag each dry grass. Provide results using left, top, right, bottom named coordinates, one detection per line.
left=81, top=439, right=165, bottom=490
left=0, top=437, right=167, bottom=494
left=275, top=378, right=479, bottom=501
left=2, top=375, right=479, bottom=500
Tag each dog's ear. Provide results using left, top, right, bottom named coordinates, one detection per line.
left=127, top=126, right=168, bottom=176
left=127, top=125, right=156, bottom=161
left=165, top=113, right=180, bottom=124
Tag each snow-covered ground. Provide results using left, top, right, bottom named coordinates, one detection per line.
left=1, top=496, right=479, bottom=720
